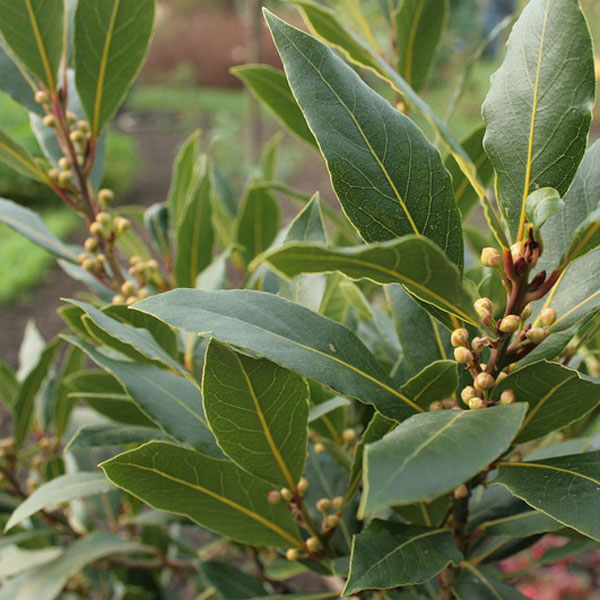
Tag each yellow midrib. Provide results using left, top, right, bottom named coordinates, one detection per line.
left=92, top=0, right=121, bottom=137
left=403, top=1, right=425, bottom=86
left=0, top=137, right=49, bottom=183
left=24, top=0, right=55, bottom=92
left=118, top=461, right=302, bottom=547
left=517, top=0, right=551, bottom=241
left=499, top=460, right=600, bottom=486
left=565, top=220, right=600, bottom=264
left=459, top=562, right=503, bottom=599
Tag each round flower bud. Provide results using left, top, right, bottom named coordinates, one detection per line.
left=442, top=398, right=456, bottom=409
left=429, top=400, right=443, bottom=411
left=474, top=372, right=495, bottom=391
left=451, top=328, right=469, bottom=347
left=305, top=537, right=321, bottom=553
left=280, top=488, right=293, bottom=502
left=66, top=111, right=77, bottom=125
left=267, top=490, right=282, bottom=505
left=454, top=347, right=473, bottom=364
left=112, top=295, right=125, bottom=305
left=499, top=315, right=521, bottom=333
left=98, top=188, right=114, bottom=206
left=137, top=287, right=149, bottom=300
left=297, top=477, right=308, bottom=497
left=96, top=212, right=111, bottom=225
left=35, top=90, right=49, bottom=105
left=332, top=496, right=344, bottom=510
left=480, top=247, right=502, bottom=268
left=468, top=396, right=484, bottom=410
left=540, top=307, right=557, bottom=327
left=285, top=549, right=300, bottom=561
left=58, top=157, right=71, bottom=170
left=69, top=129, right=85, bottom=145
left=84, top=237, right=98, bottom=253
left=42, top=114, right=56, bottom=128
left=48, top=168, right=60, bottom=182
left=520, top=303, right=533, bottom=320
left=324, top=514, right=340, bottom=529
left=89, top=222, right=102, bottom=236
left=121, top=281, right=135, bottom=297
left=316, top=498, right=331, bottom=513
left=81, top=258, right=96, bottom=272
left=474, top=297, right=493, bottom=319
left=500, top=389, right=516, bottom=405
left=115, top=217, right=131, bottom=234
left=77, top=120, right=90, bottom=133
left=526, top=327, right=547, bottom=345
left=460, top=386, right=476, bottom=402
left=471, top=337, right=486, bottom=352
left=77, top=252, right=88, bottom=264
left=453, top=484, right=469, bottom=499
left=145, top=259, right=159, bottom=272
left=129, top=255, right=142, bottom=265
left=511, top=241, right=524, bottom=262
left=314, top=442, right=326, bottom=454
left=125, top=296, right=137, bottom=306
left=58, top=170, right=72, bottom=187
left=342, top=428, right=357, bottom=443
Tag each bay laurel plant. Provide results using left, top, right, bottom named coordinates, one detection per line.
left=1, top=0, right=600, bottom=598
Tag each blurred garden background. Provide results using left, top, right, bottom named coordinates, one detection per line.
left=1, top=1, right=600, bottom=598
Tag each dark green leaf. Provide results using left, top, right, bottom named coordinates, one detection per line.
left=5, top=472, right=113, bottom=532
left=360, top=405, right=527, bottom=517
left=453, top=564, right=529, bottom=599
left=0, top=43, right=41, bottom=113
left=493, top=360, right=600, bottom=443
left=477, top=509, right=561, bottom=537
left=101, top=441, right=303, bottom=548
left=232, top=64, right=317, bottom=148
left=0, top=0, right=63, bottom=92
left=394, top=0, right=448, bottom=91
left=482, top=0, right=595, bottom=240
left=261, top=238, right=478, bottom=325
left=134, top=289, right=425, bottom=421
left=0, top=132, right=50, bottom=183
left=66, top=423, right=167, bottom=450
left=167, top=130, right=200, bottom=227
left=400, top=360, right=458, bottom=410
left=264, top=10, right=463, bottom=268
left=345, top=520, right=461, bottom=594
left=495, top=451, right=600, bottom=541
left=201, top=560, right=268, bottom=600
left=561, top=205, right=600, bottom=266
left=74, top=0, right=155, bottom=137
left=0, top=360, right=19, bottom=411
left=203, top=340, right=309, bottom=488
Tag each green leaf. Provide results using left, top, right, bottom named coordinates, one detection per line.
left=145, top=202, right=171, bottom=259
left=0, top=532, right=144, bottom=600
left=5, top=472, right=113, bottom=532
left=264, top=10, right=463, bottom=268
left=445, top=126, right=493, bottom=219
left=359, top=405, right=527, bottom=517
left=493, top=360, right=600, bottom=443
left=64, top=336, right=220, bottom=456
left=345, top=520, right=461, bottom=594
left=101, top=441, right=303, bottom=548
left=400, top=360, right=458, bottom=411
left=232, top=64, right=317, bottom=148
left=134, top=289, right=425, bottom=421
left=260, top=132, right=283, bottom=181
left=0, top=359, right=19, bottom=411
left=0, top=0, right=63, bottom=92
left=539, top=140, right=600, bottom=270
left=174, top=162, right=214, bottom=287
left=0, top=43, right=41, bottom=113
left=561, top=205, right=600, bottom=266
left=13, top=339, right=61, bottom=447
left=65, top=369, right=155, bottom=427
left=74, top=0, right=155, bottom=138
left=201, top=560, right=268, bottom=600
left=387, top=285, right=452, bottom=375
left=0, top=198, right=78, bottom=261
left=286, top=193, right=327, bottom=245
left=167, top=130, right=200, bottom=228
left=477, top=509, right=561, bottom=538
left=525, top=188, right=564, bottom=230
left=495, top=451, right=600, bottom=542
left=394, top=0, right=448, bottom=91
left=66, top=423, right=167, bottom=450
left=203, top=340, right=309, bottom=489
left=236, top=182, right=281, bottom=268
left=0, top=131, right=50, bottom=184
left=482, top=0, right=595, bottom=241
left=453, top=563, right=530, bottom=600
left=261, top=238, right=478, bottom=325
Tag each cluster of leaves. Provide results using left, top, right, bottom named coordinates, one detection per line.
left=1, top=0, right=600, bottom=599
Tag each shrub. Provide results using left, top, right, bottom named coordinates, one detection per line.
left=0, top=1, right=599, bottom=599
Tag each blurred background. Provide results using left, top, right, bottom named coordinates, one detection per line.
left=1, top=2, right=600, bottom=598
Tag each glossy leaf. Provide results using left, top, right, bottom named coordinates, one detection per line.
left=202, top=560, right=268, bottom=600
left=66, top=423, right=167, bottom=450
left=174, top=163, right=214, bottom=287
left=265, top=10, right=463, bottom=268
left=561, top=205, right=600, bottom=266
left=345, top=520, right=461, bottom=594
left=0, top=198, right=78, bottom=261
left=0, top=0, right=63, bottom=92
left=167, top=130, right=200, bottom=227
left=495, top=451, right=600, bottom=541
left=74, top=0, right=155, bottom=137
left=134, top=289, right=425, bottom=421
left=0, top=532, right=143, bottom=600
left=64, top=336, right=220, bottom=456
left=525, top=188, right=564, bottom=230
left=261, top=238, right=478, bottom=325
left=0, top=131, right=50, bottom=183
left=5, top=472, right=113, bottom=532
left=232, top=64, right=317, bottom=148
left=400, top=360, right=458, bottom=411
left=0, top=360, right=18, bottom=411
left=482, top=0, right=595, bottom=240
left=453, top=563, right=530, bottom=600
left=0, top=43, right=41, bottom=113
left=359, top=405, right=527, bottom=517
left=202, top=340, right=309, bottom=488
left=493, top=360, right=600, bottom=443
left=101, top=441, right=302, bottom=548
left=394, top=0, right=448, bottom=91
left=477, top=510, right=561, bottom=538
